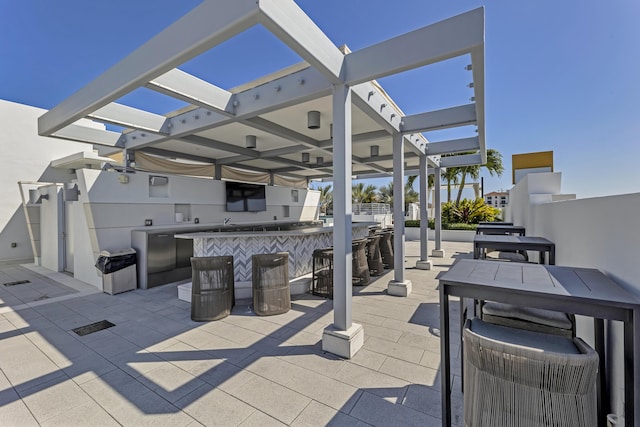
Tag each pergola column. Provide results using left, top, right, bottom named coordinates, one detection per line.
left=321, top=83, right=363, bottom=359
left=416, top=155, right=432, bottom=270
left=388, top=133, right=412, bottom=296
left=432, top=166, right=445, bottom=257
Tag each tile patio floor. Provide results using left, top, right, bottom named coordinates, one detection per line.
left=0, top=241, right=471, bottom=426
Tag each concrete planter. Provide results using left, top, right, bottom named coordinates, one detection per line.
left=404, top=227, right=475, bottom=243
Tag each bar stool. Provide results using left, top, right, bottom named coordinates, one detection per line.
left=190, top=256, right=235, bottom=321
left=377, top=231, right=394, bottom=269
left=252, top=252, right=290, bottom=316
left=312, top=247, right=333, bottom=298
left=352, top=239, right=370, bottom=286
left=365, top=235, right=384, bottom=276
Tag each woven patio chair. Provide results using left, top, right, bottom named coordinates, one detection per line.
left=190, top=256, right=234, bottom=321
left=352, top=239, right=370, bottom=286
left=365, top=235, right=384, bottom=276
left=463, top=318, right=598, bottom=427
left=252, top=252, right=290, bottom=316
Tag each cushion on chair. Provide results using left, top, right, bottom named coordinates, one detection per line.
left=469, top=317, right=580, bottom=355
left=482, top=302, right=574, bottom=330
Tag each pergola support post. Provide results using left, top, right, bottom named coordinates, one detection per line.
left=432, top=166, right=445, bottom=258
left=416, top=155, right=432, bottom=270
left=388, top=133, right=412, bottom=296
left=322, top=83, right=363, bottom=359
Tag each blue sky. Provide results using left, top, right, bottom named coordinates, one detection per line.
left=1, top=0, right=639, bottom=199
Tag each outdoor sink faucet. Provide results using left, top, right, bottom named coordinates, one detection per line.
left=224, top=217, right=231, bottom=225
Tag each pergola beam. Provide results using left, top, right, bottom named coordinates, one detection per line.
left=87, top=103, right=170, bottom=134
left=426, top=136, right=479, bottom=156
left=401, top=104, right=476, bottom=133
left=52, top=124, right=122, bottom=146
left=38, top=0, right=260, bottom=136
left=146, top=68, right=235, bottom=114
left=258, top=0, right=344, bottom=84
left=439, top=153, right=482, bottom=168
left=344, top=7, right=484, bottom=85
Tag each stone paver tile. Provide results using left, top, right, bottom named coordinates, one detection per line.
left=287, top=368, right=362, bottom=413
left=39, top=401, right=119, bottom=427
left=175, top=384, right=255, bottom=426
left=109, top=349, right=167, bottom=379
left=25, top=326, right=90, bottom=364
left=364, top=336, right=424, bottom=364
left=241, top=353, right=305, bottom=386
left=353, top=307, right=386, bottom=326
left=334, top=363, right=409, bottom=404
left=58, top=352, right=117, bottom=385
left=277, top=345, right=345, bottom=378
left=207, top=363, right=257, bottom=393
left=239, top=409, right=287, bottom=426
left=20, top=377, right=93, bottom=423
left=81, top=370, right=192, bottom=427
left=136, top=362, right=205, bottom=403
left=349, top=348, right=387, bottom=371
left=228, top=374, right=311, bottom=425
left=0, top=386, right=39, bottom=426
left=109, top=319, right=177, bottom=348
left=349, top=391, right=441, bottom=427
left=201, top=321, right=265, bottom=346
left=379, top=356, right=439, bottom=386
left=223, top=315, right=283, bottom=336
left=359, top=321, right=404, bottom=342
left=397, top=330, right=441, bottom=353
left=79, top=331, right=142, bottom=359
left=0, top=335, right=66, bottom=393
left=291, top=400, right=370, bottom=427
left=403, top=383, right=464, bottom=426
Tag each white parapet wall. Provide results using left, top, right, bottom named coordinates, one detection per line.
left=0, top=100, right=91, bottom=262
left=506, top=171, right=639, bottom=420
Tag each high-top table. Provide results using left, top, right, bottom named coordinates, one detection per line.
left=473, top=234, right=556, bottom=264
left=438, top=259, right=640, bottom=427
left=475, top=224, right=526, bottom=235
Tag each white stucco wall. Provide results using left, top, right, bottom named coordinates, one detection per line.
left=73, top=168, right=320, bottom=288
left=0, top=100, right=90, bottom=261
left=506, top=172, right=639, bottom=420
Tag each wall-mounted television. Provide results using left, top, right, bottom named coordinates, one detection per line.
left=225, top=181, right=267, bottom=212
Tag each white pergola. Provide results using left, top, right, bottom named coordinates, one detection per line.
left=39, top=0, right=485, bottom=358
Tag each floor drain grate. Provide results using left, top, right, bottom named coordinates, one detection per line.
left=3, top=280, right=31, bottom=287
left=72, top=320, right=116, bottom=336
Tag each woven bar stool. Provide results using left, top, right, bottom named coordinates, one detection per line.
left=190, top=256, right=235, bottom=322
left=252, top=252, right=290, bottom=316
left=352, top=239, right=370, bottom=286
left=463, top=318, right=598, bottom=427
left=365, top=235, right=384, bottom=276
left=377, top=231, right=394, bottom=269
left=312, top=247, right=333, bottom=298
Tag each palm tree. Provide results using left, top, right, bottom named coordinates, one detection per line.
left=318, top=185, right=333, bottom=215
left=454, top=149, right=504, bottom=204
left=378, top=182, right=393, bottom=205
left=352, top=183, right=378, bottom=203
left=377, top=180, right=419, bottom=211
left=441, top=167, right=459, bottom=203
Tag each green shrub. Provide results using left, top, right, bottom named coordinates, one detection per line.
left=404, top=220, right=476, bottom=231
left=445, top=223, right=478, bottom=231
left=442, top=199, right=501, bottom=224
left=404, top=220, right=420, bottom=228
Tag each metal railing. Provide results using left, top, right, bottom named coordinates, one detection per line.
left=352, top=203, right=391, bottom=215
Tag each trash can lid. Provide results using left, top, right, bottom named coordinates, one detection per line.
left=99, top=248, right=136, bottom=257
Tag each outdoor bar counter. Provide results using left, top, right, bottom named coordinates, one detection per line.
left=175, top=222, right=373, bottom=283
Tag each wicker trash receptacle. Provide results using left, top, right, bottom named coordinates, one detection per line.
left=190, top=256, right=235, bottom=322
left=312, top=247, right=333, bottom=298
left=252, top=252, right=290, bottom=316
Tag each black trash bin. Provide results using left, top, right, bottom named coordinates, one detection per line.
left=95, top=249, right=137, bottom=295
